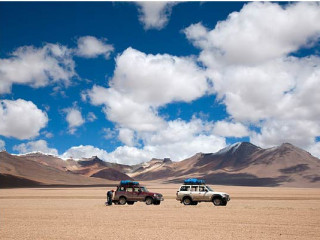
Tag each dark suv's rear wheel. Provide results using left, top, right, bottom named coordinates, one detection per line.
left=145, top=197, right=153, bottom=205
left=213, top=197, right=222, bottom=206
left=182, top=197, right=192, bottom=205
left=119, top=197, right=127, bottom=205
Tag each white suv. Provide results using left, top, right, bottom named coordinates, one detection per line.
left=176, top=184, right=230, bottom=206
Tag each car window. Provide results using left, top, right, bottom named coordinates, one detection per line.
left=191, top=186, right=198, bottom=192
left=199, top=186, right=206, bottom=192
left=126, top=187, right=133, bottom=192
left=140, top=187, right=148, bottom=192
left=118, top=186, right=125, bottom=191
left=206, top=186, right=213, bottom=192
left=133, top=188, right=140, bottom=192
left=180, top=186, right=190, bottom=191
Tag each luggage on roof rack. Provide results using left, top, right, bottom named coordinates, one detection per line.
left=120, top=180, right=139, bottom=186
left=183, top=178, right=205, bottom=185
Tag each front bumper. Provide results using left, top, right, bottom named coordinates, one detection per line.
left=223, top=195, right=231, bottom=202
left=154, top=195, right=164, bottom=201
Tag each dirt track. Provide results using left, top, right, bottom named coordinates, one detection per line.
left=1, top=185, right=320, bottom=240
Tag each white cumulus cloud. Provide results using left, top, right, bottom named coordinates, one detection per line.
left=213, top=121, right=249, bottom=138
left=87, top=112, right=97, bottom=122
left=0, top=99, right=48, bottom=140
left=13, top=140, right=58, bottom=155
left=251, top=119, right=320, bottom=149
left=0, top=44, right=75, bottom=94
left=0, top=139, right=5, bottom=150
left=85, top=47, right=208, bottom=132
left=111, top=118, right=226, bottom=164
left=63, top=107, right=85, bottom=134
left=111, top=48, right=208, bottom=106
left=60, top=117, right=226, bottom=165
left=75, top=36, right=114, bottom=59
left=184, top=2, right=320, bottom=153
left=307, top=142, right=320, bottom=159
left=136, top=2, right=177, bottom=30
left=61, top=145, right=109, bottom=160
left=185, top=2, right=320, bottom=65
left=118, top=128, right=136, bottom=147
left=87, top=86, right=165, bottom=132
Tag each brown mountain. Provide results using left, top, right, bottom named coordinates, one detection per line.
left=131, top=142, right=320, bottom=187
left=130, top=158, right=173, bottom=178
left=0, top=151, right=112, bottom=188
left=70, top=156, right=133, bottom=180
left=2, top=142, right=320, bottom=188
left=19, top=152, right=80, bottom=171
left=18, top=153, right=133, bottom=182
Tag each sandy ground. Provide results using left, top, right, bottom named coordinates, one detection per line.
left=1, top=184, right=320, bottom=240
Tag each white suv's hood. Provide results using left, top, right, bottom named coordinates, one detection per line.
left=211, top=191, right=228, bottom=195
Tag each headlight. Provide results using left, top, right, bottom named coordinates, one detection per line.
left=153, top=194, right=162, bottom=199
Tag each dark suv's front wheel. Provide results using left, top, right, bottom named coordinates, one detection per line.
left=145, top=197, right=153, bottom=205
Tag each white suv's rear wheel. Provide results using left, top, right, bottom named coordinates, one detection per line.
left=183, top=197, right=192, bottom=205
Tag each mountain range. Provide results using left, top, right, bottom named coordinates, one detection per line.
left=1, top=142, right=320, bottom=188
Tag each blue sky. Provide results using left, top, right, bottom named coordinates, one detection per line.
left=1, top=2, right=320, bottom=164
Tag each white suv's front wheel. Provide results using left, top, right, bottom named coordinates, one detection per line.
left=213, top=197, right=222, bottom=206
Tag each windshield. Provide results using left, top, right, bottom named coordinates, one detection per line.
left=206, top=186, right=214, bottom=192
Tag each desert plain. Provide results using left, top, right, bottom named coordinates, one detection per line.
left=1, top=183, right=320, bottom=240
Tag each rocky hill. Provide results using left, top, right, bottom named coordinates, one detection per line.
left=1, top=142, right=320, bottom=188
left=131, top=142, right=320, bottom=187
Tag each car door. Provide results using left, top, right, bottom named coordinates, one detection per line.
left=132, top=187, right=141, bottom=201
left=125, top=187, right=134, bottom=201
left=198, top=186, right=210, bottom=201
left=178, top=185, right=190, bottom=200
left=190, top=185, right=199, bottom=200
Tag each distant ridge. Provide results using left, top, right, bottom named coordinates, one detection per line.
left=131, top=142, right=320, bottom=187
left=0, top=151, right=113, bottom=188
left=1, top=142, right=320, bottom=188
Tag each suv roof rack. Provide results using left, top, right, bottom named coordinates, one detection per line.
left=183, top=178, right=205, bottom=185
left=120, top=180, right=139, bottom=186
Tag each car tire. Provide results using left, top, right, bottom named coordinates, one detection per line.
left=182, top=197, right=192, bottom=205
left=221, top=199, right=227, bottom=206
left=119, top=197, right=127, bottom=205
left=212, top=197, right=222, bottom=206
left=191, top=201, right=198, bottom=205
left=145, top=197, right=153, bottom=205
left=127, top=201, right=134, bottom=205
